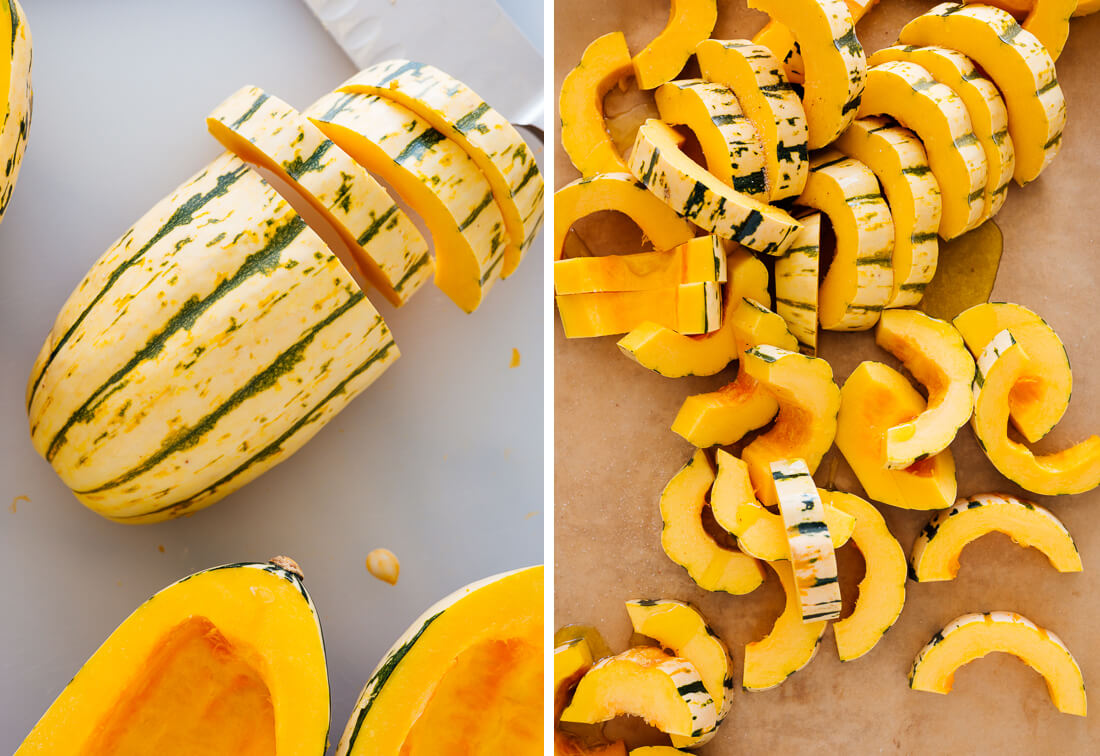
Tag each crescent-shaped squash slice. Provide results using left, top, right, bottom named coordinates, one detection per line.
left=561, top=647, right=718, bottom=740
left=656, top=79, right=768, bottom=199
left=752, top=0, right=880, bottom=85
left=207, top=86, right=432, bottom=307
left=876, top=309, right=976, bottom=468
left=953, top=302, right=1071, bottom=444
left=560, top=32, right=635, bottom=176
left=555, top=637, right=595, bottom=718
left=1023, top=0, right=1076, bottom=60
left=695, top=39, right=809, bottom=200
left=834, top=117, right=941, bottom=308
left=672, top=298, right=796, bottom=447
left=625, top=599, right=733, bottom=746
left=909, top=611, right=1086, bottom=717
left=743, top=560, right=826, bottom=691
left=774, top=211, right=821, bottom=353
left=711, top=449, right=855, bottom=562
left=898, top=3, right=1064, bottom=185
left=0, top=0, right=30, bottom=226
left=618, top=248, right=770, bottom=377
left=798, top=150, right=894, bottom=331
left=659, top=449, right=766, bottom=595
left=741, top=345, right=842, bottom=506
left=867, top=45, right=1013, bottom=224
left=971, top=331, right=1100, bottom=496
left=16, top=559, right=328, bottom=756
left=554, top=172, right=696, bottom=262
left=556, top=281, right=722, bottom=338
left=745, top=0, right=865, bottom=149
left=554, top=235, right=726, bottom=295
left=910, top=493, right=1082, bottom=582
left=836, top=361, right=957, bottom=510
left=630, top=119, right=802, bottom=254
left=825, top=491, right=907, bottom=661
left=633, top=0, right=718, bottom=90
left=857, top=61, right=987, bottom=239
left=336, top=566, right=543, bottom=755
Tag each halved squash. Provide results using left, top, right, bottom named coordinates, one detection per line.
left=972, top=331, right=1100, bottom=496
left=910, top=493, right=1082, bottom=582
left=825, top=490, right=907, bottom=661
left=16, top=558, right=328, bottom=756
left=876, top=309, right=976, bottom=468
left=774, top=211, right=821, bottom=353
left=633, top=0, right=718, bottom=90
left=554, top=235, right=726, bottom=294
left=836, top=361, right=957, bottom=510
left=1023, top=0, right=1076, bottom=61
left=335, top=566, right=543, bottom=755
left=557, top=281, right=721, bottom=338
left=909, top=611, right=1086, bottom=717
left=743, top=560, right=826, bottom=691
left=741, top=345, right=842, bottom=506
left=953, top=302, right=1071, bottom=443
left=659, top=449, right=766, bottom=595
left=561, top=32, right=636, bottom=175
left=555, top=638, right=595, bottom=718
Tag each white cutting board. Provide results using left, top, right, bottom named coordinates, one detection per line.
left=0, top=0, right=543, bottom=750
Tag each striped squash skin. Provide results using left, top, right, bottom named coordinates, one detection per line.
left=307, top=91, right=508, bottom=313
left=774, top=211, right=820, bottom=353
left=208, top=85, right=433, bottom=306
left=28, top=157, right=397, bottom=522
left=0, top=0, right=30, bottom=222
left=338, top=59, right=544, bottom=278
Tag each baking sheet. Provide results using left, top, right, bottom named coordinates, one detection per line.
left=0, top=0, right=543, bottom=751
left=554, top=1, right=1099, bottom=751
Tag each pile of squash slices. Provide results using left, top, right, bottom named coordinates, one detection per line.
left=554, top=0, right=1097, bottom=751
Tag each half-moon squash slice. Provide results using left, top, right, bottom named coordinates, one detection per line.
left=633, top=0, right=718, bottom=90
left=743, top=560, right=827, bottom=691
left=554, top=235, right=726, bottom=295
left=560, top=32, right=636, bottom=176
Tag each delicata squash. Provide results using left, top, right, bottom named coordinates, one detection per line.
left=560, top=32, right=636, bottom=176
left=0, top=0, right=31, bottom=225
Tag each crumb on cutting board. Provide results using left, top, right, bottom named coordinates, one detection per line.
left=10, top=495, right=29, bottom=513
left=366, top=548, right=400, bottom=585
left=510, top=347, right=521, bottom=368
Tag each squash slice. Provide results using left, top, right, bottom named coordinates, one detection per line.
left=659, top=449, right=766, bottom=595
left=307, top=92, right=506, bottom=313
left=561, top=32, right=636, bottom=175
left=16, top=559, right=328, bottom=756
left=741, top=345, right=842, bottom=506
left=630, top=119, right=802, bottom=254
left=633, top=0, right=718, bottom=90
left=971, top=331, right=1100, bottom=496
left=555, top=637, right=595, bottom=718
left=876, top=309, right=976, bottom=468
left=696, top=39, right=809, bottom=201
left=337, top=60, right=543, bottom=277
left=0, top=0, right=30, bottom=226
left=1023, top=0, right=1076, bottom=60
left=867, top=45, right=1014, bottom=224
left=557, top=281, right=721, bottom=338
left=909, top=611, right=1086, bottom=717
left=752, top=0, right=880, bottom=84
left=825, top=490, right=907, bottom=661
left=798, top=150, right=894, bottom=331
left=554, top=172, right=695, bottom=262
left=745, top=0, right=865, bottom=149
left=625, top=599, right=733, bottom=745
left=561, top=647, right=718, bottom=740
left=618, top=248, right=770, bottom=377
left=207, top=85, right=432, bottom=307
left=743, top=560, right=826, bottom=690
left=911, top=493, right=1082, bottom=582
left=858, top=61, right=987, bottom=239
left=953, top=302, right=1071, bottom=443
left=554, top=235, right=726, bottom=294
left=774, top=211, right=821, bottom=353
left=898, top=3, right=1064, bottom=185
left=655, top=79, right=768, bottom=199
left=837, top=361, right=957, bottom=510
left=336, top=566, right=543, bottom=755
left=834, top=117, right=941, bottom=307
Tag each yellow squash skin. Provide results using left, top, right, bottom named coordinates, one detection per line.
left=971, top=331, right=1100, bottom=496
left=836, top=361, right=957, bottom=510
left=774, top=211, right=821, bottom=353
left=834, top=117, right=941, bottom=308
left=910, top=493, right=1082, bottom=582
left=0, top=0, right=30, bottom=224
left=868, top=45, right=1013, bottom=224
left=909, top=611, right=1086, bottom=717
left=658, top=449, right=766, bottom=595
left=746, top=0, right=865, bottom=149
left=798, top=150, right=894, bottom=331
left=554, top=235, right=726, bottom=295
left=561, top=32, right=636, bottom=175
left=27, top=158, right=398, bottom=523
left=696, top=39, right=809, bottom=201
left=556, top=281, right=721, bottom=338
left=876, top=309, right=976, bottom=468
left=633, top=0, right=718, bottom=90
left=16, top=560, right=329, bottom=756
left=1023, top=0, right=1076, bottom=60
left=898, top=3, right=1065, bottom=185
left=554, top=172, right=695, bottom=262
left=858, top=61, right=987, bottom=239
left=826, top=490, right=907, bottom=661
left=743, top=560, right=826, bottom=691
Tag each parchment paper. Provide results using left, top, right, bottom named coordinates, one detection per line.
left=554, top=2, right=1100, bottom=752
